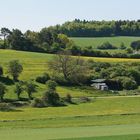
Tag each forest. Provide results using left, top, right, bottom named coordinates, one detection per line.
left=48, top=19, right=140, bottom=37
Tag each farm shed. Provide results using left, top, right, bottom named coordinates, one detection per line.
left=91, top=79, right=109, bottom=91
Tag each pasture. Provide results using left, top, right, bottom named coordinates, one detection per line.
left=0, top=97, right=140, bottom=139
left=0, top=49, right=140, bottom=139
left=71, top=36, right=140, bottom=48
left=1, top=49, right=140, bottom=99
left=0, top=125, right=140, bottom=140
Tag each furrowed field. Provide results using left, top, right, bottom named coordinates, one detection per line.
left=0, top=49, right=140, bottom=139
left=71, top=36, right=140, bottom=48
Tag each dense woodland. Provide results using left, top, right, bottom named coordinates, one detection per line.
left=48, top=19, right=140, bottom=37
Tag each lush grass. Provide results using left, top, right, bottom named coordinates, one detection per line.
left=0, top=124, right=140, bottom=140
left=71, top=36, right=140, bottom=48
left=0, top=97, right=140, bottom=126
left=60, top=134, right=140, bottom=140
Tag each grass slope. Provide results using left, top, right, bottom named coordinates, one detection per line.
left=61, top=134, right=140, bottom=140
left=0, top=97, right=140, bottom=128
left=1, top=49, right=140, bottom=139
left=0, top=124, right=140, bottom=140
left=1, top=49, right=140, bottom=99
left=71, top=36, right=140, bottom=48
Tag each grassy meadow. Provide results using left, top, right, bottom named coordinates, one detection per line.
left=0, top=97, right=140, bottom=139
left=0, top=49, right=140, bottom=139
left=71, top=36, right=140, bottom=48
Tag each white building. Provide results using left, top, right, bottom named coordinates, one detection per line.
left=91, top=79, right=109, bottom=91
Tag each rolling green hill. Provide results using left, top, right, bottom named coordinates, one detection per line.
left=71, top=36, right=140, bottom=48
left=1, top=49, right=140, bottom=99
left=0, top=49, right=140, bottom=139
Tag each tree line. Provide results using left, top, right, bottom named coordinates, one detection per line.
left=1, top=25, right=140, bottom=59
left=0, top=27, right=73, bottom=53
left=48, top=19, right=140, bottom=37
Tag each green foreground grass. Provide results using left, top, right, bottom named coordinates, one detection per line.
left=60, top=134, right=140, bottom=140
left=0, top=124, right=140, bottom=140
left=0, top=97, right=140, bottom=129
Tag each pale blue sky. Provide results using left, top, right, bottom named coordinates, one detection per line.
left=0, top=0, right=140, bottom=32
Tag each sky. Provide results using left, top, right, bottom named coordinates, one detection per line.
left=0, top=0, right=140, bottom=32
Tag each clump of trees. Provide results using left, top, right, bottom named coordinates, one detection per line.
left=36, top=73, right=50, bottom=84
left=48, top=51, right=89, bottom=85
left=0, top=27, right=73, bottom=54
left=7, top=60, right=23, bottom=81
left=90, top=61, right=140, bottom=90
left=97, top=42, right=117, bottom=50
left=49, top=19, right=140, bottom=37
left=32, top=80, right=63, bottom=108
left=2, top=26, right=140, bottom=58
left=42, top=80, right=61, bottom=106
left=131, top=40, right=140, bottom=51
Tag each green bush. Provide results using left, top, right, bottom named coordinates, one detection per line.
left=79, top=96, right=91, bottom=103
left=122, top=78, right=138, bottom=90
left=97, top=42, right=117, bottom=50
left=42, top=90, right=60, bottom=106
left=65, top=94, right=72, bottom=103
left=0, top=82, right=6, bottom=101
left=36, top=73, right=50, bottom=84
left=0, top=66, right=3, bottom=76
left=32, top=98, right=45, bottom=108
left=46, top=80, right=57, bottom=90
left=0, top=103, right=13, bottom=112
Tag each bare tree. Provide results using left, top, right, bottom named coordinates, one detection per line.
left=48, top=51, right=89, bottom=84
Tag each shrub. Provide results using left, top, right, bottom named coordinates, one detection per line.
left=14, top=82, right=24, bottom=99
left=0, top=82, right=6, bottom=102
left=79, top=96, right=91, bottom=103
left=97, top=42, right=117, bottom=50
left=0, top=66, right=3, bottom=76
left=7, top=60, right=23, bottom=81
left=46, top=80, right=57, bottom=90
left=0, top=103, right=13, bottom=112
left=131, top=40, right=140, bottom=51
left=25, top=81, right=37, bottom=100
left=65, top=94, right=72, bottom=103
left=42, top=90, right=60, bottom=106
left=122, top=78, right=138, bottom=90
left=36, top=73, right=50, bottom=84
left=32, top=98, right=45, bottom=108
left=126, top=48, right=133, bottom=54
left=120, top=43, right=126, bottom=50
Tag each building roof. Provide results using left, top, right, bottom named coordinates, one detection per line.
left=91, top=83, right=108, bottom=87
left=91, top=79, right=106, bottom=83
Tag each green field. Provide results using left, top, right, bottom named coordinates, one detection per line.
left=71, top=36, right=140, bottom=48
left=1, top=49, right=140, bottom=99
left=0, top=49, right=140, bottom=139
left=0, top=97, right=140, bottom=139
left=61, top=134, right=140, bottom=140
left=0, top=125, right=140, bottom=140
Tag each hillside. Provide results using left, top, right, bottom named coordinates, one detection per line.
left=0, top=49, right=140, bottom=139
left=0, top=49, right=117, bottom=99
left=71, top=36, right=140, bottom=48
